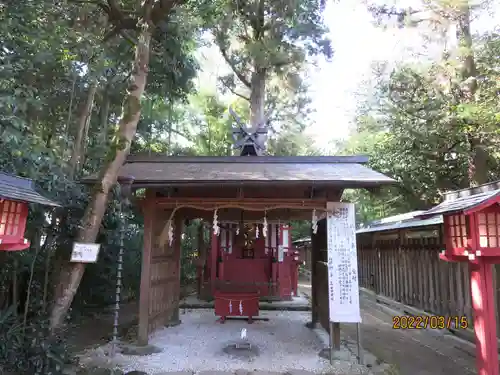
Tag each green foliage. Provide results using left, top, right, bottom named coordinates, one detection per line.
left=0, top=0, right=329, bottom=364
left=0, top=306, right=73, bottom=374
left=341, top=26, right=500, bottom=225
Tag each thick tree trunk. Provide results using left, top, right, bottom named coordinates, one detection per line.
left=455, top=2, right=487, bottom=186
left=49, top=26, right=152, bottom=333
left=69, top=80, right=98, bottom=178
left=249, top=67, right=266, bottom=131
left=99, top=86, right=111, bottom=146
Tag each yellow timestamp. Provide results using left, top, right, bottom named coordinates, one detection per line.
left=392, top=315, right=469, bottom=330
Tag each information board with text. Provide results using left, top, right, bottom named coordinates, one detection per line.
left=327, top=202, right=361, bottom=323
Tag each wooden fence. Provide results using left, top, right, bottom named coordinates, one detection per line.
left=357, top=224, right=500, bottom=338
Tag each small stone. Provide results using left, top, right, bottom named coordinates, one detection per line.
left=248, top=372, right=282, bottom=375
left=124, top=372, right=148, bottom=375
left=196, top=372, right=234, bottom=375
left=156, top=372, right=193, bottom=375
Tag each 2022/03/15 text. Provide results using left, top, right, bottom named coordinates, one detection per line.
left=392, top=315, right=469, bottom=330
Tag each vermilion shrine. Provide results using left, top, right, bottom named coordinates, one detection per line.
left=0, top=172, right=59, bottom=252
left=84, top=115, right=394, bottom=346
left=418, top=182, right=500, bottom=375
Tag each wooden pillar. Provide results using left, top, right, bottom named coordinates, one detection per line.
left=219, top=228, right=226, bottom=282
left=169, top=214, right=183, bottom=325
left=470, top=260, right=499, bottom=375
left=138, top=191, right=155, bottom=346
left=308, top=223, right=319, bottom=327
left=210, top=231, right=218, bottom=295
left=271, top=224, right=278, bottom=296
left=196, top=221, right=205, bottom=297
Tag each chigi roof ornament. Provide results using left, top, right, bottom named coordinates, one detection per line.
left=229, top=106, right=269, bottom=156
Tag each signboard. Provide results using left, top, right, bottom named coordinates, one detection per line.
left=327, top=202, right=361, bottom=323
left=70, top=242, right=101, bottom=263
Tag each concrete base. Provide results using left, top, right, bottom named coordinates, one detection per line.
left=318, top=347, right=351, bottom=361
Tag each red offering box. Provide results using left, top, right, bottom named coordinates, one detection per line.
left=214, top=285, right=260, bottom=319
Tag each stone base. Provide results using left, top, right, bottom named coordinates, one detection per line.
left=75, top=368, right=124, bottom=375
left=305, top=321, right=318, bottom=329
left=222, top=340, right=260, bottom=360
left=165, top=319, right=182, bottom=328
left=120, top=344, right=163, bottom=356
left=318, top=347, right=351, bottom=361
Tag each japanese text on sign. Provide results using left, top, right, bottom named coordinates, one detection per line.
left=326, top=202, right=361, bottom=323
left=70, top=242, right=101, bottom=263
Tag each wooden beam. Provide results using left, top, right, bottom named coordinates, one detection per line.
left=138, top=190, right=155, bottom=346
left=169, top=207, right=317, bottom=221
left=155, top=197, right=328, bottom=208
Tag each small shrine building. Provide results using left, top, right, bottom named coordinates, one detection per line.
left=84, top=122, right=394, bottom=345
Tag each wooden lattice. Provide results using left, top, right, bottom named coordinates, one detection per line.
left=477, top=210, right=500, bottom=248
left=447, top=214, right=468, bottom=249
left=0, top=200, right=28, bottom=241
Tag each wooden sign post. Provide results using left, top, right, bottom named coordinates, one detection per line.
left=326, top=202, right=363, bottom=364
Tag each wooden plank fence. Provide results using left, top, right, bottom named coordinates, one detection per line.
left=357, top=225, right=500, bottom=338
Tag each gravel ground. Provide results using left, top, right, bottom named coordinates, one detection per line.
left=87, top=309, right=369, bottom=374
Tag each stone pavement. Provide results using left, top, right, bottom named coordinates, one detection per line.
left=300, top=281, right=477, bottom=375
left=79, top=370, right=361, bottom=375
left=123, top=372, right=352, bottom=375
left=342, top=297, right=477, bottom=375
left=297, top=278, right=478, bottom=375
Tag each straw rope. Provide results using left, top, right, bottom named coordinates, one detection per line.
left=159, top=204, right=327, bottom=248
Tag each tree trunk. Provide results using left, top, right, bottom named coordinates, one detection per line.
left=249, top=67, right=266, bottom=132
left=99, top=86, right=111, bottom=146
left=454, top=2, right=487, bottom=186
left=68, top=80, right=98, bottom=178
left=49, top=26, right=152, bottom=333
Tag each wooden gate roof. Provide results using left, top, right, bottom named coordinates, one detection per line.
left=82, top=154, right=394, bottom=188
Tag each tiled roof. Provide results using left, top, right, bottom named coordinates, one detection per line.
left=0, top=173, right=60, bottom=207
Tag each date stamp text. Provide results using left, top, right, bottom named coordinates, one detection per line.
left=392, top=315, right=469, bottom=330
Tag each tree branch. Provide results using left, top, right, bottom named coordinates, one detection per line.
left=220, top=78, right=250, bottom=101
left=151, top=0, right=183, bottom=25
left=218, top=45, right=251, bottom=89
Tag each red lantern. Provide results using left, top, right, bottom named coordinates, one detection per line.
left=419, top=188, right=500, bottom=261
left=0, top=172, right=60, bottom=252
left=0, top=199, right=30, bottom=251
left=418, top=183, right=500, bottom=375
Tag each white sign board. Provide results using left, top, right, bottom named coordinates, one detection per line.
left=70, top=242, right=101, bottom=263
left=327, top=202, right=361, bottom=323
